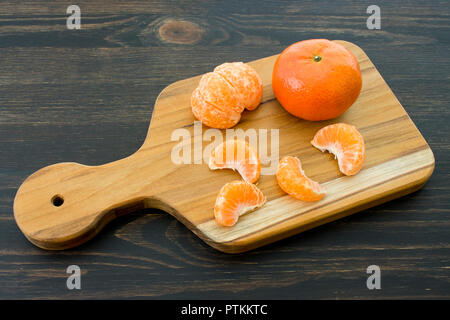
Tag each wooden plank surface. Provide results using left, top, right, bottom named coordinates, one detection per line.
left=12, top=40, right=435, bottom=253
left=1, top=0, right=449, bottom=299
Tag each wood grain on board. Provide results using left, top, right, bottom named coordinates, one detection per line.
left=13, top=40, right=435, bottom=253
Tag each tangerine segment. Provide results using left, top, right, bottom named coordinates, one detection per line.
left=214, top=62, right=263, bottom=111
left=214, top=180, right=266, bottom=227
left=191, top=62, right=263, bottom=129
left=311, top=123, right=365, bottom=176
left=276, top=156, right=325, bottom=201
left=191, top=87, right=241, bottom=129
left=209, top=139, right=261, bottom=183
left=196, top=72, right=244, bottom=114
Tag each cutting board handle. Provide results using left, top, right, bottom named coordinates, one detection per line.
left=13, top=150, right=167, bottom=250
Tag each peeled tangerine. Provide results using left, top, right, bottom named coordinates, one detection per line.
left=276, top=156, right=325, bottom=201
left=311, top=123, right=365, bottom=176
left=214, top=181, right=266, bottom=227
left=209, top=139, right=261, bottom=183
left=191, top=62, right=263, bottom=129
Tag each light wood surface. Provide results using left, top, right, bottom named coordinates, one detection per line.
left=13, top=40, right=435, bottom=253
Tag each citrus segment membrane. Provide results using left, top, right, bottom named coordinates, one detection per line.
left=209, top=139, right=261, bottom=183
left=276, top=156, right=325, bottom=201
left=311, top=123, right=365, bottom=176
left=214, top=62, right=263, bottom=111
left=214, top=180, right=266, bottom=227
left=191, top=62, right=263, bottom=129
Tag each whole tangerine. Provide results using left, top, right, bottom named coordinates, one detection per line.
left=272, top=39, right=362, bottom=121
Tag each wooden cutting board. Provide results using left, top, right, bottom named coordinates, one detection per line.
left=13, top=40, right=435, bottom=253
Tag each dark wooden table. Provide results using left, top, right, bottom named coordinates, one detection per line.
left=1, top=1, right=449, bottom=299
